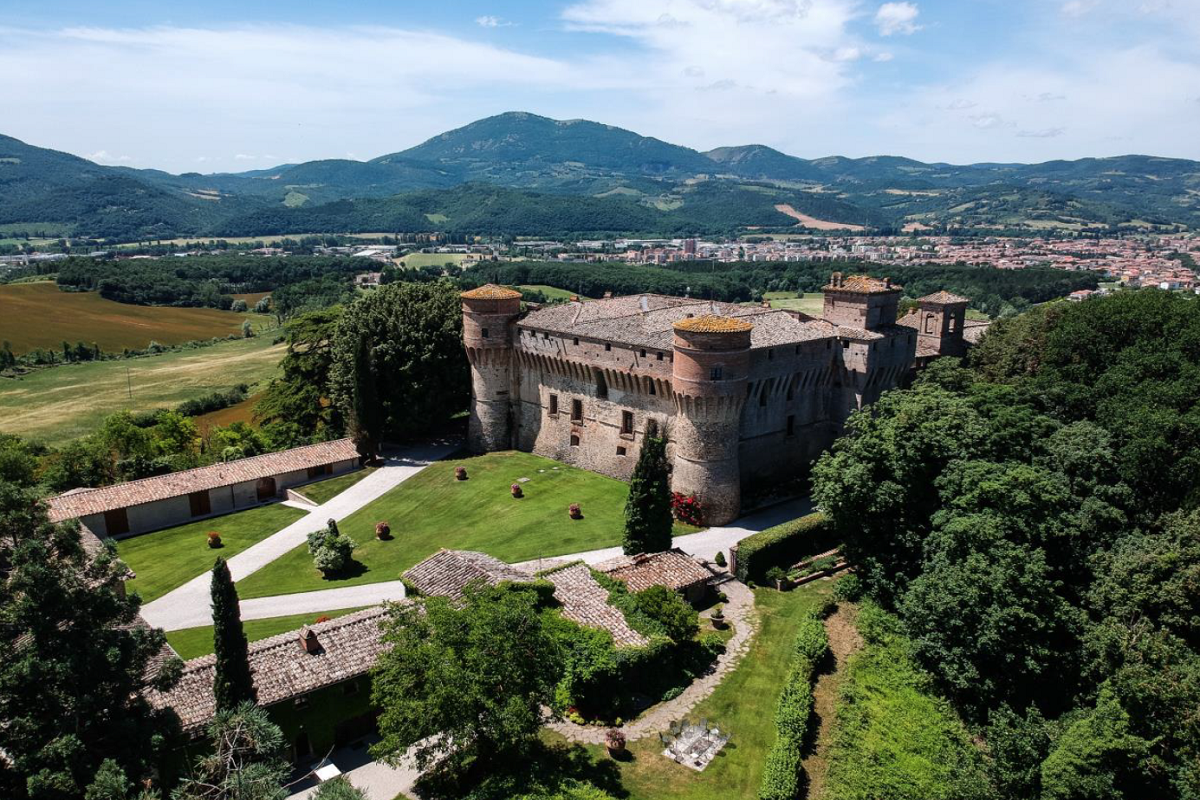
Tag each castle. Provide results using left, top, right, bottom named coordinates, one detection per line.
left=462, top=275, right=976, bottom=525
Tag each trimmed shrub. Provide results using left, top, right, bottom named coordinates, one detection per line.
left=833, top=573, right=863, bottom=602
left=759, top=737, right=803, bottom=800
left=735, top=513, right=837, bottom=583
left=714, top=550, right=727, bottom=567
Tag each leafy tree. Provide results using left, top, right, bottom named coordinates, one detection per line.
left=173, top=702, right=287, bottom=800
left=305, top=519, right=354, bottom=575
left=0, top=487, right=176, bottom=800
left=371, top=582, right=561, bottom=784
left=632, top=585, right=698, bottom=643
left=329, top=282, right=468, bottom=445
left=622, top=436, right=672, bottom=555
left=1039, top=689, right=1150, bottom=800
left=0, top=433, right=38, bottom=486
left=986, top=705, right=1056, bottom=800
left=211, top=557, right=256, bottom=711
left=255, top=308, right=345, bottom=446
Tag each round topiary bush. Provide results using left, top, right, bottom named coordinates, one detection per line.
left=206, top=531, right=222, bottom=548
left=455, top=466, right=467, bottom=481
left=511, top=483, right=523, bottom=498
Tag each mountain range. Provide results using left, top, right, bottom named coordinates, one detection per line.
left=3, top=111, right=1200, bottom=242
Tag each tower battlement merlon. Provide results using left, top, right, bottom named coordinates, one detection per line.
left=822, top=272, right=903, bottom=330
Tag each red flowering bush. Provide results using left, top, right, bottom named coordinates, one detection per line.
left=670, top=492, right=703, bottom=526
left=569, top=503, right=582, bottom=519
left=511, top=483, right=523, bottom=498
left=314, top=615, right=330, bottom=623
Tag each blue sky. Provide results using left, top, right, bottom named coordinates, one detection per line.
left=2, top=0, right=1198, bottom=172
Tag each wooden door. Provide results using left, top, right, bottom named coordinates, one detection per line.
left=256, top=476, right=277, bottom=501
left=188, top=490, right=211, bottom=517
left=104, top=507, right=130, bottom=536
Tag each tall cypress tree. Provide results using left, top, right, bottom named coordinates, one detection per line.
left=622, top=435, right=674, bottom=555
left=211, top=557, right=256, bottom=711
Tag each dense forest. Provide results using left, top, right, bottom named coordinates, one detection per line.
left=812, top=289, right=1200, bottom=798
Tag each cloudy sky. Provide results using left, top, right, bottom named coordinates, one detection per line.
left=3, top=0, right=1199, bottom=172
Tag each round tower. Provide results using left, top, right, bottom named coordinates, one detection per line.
left=670, top=314, right=753, bottom=525
left=461, top=285, right=522, bottom=453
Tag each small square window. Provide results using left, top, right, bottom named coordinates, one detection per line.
left=571, top=399, right=583, bottom=422
left=605, top=343, right=612, bottom=352
left=621, top=411, right=634, bottom=434
left=481, top=328, right=490, bottom=339
left=294, top=696, right=309, bottom=709
left=640, top=349, right=647, bottom=357
left=549, top=394, right=558, bottom=415
left=570, top=433, right=580, bottom=447
left=656, top=352, right=664, bottom=361
left=710, top=366, right=723, bottom=380
left=573, top=337, right=580, bottom=346
left=616, top=446, right=627, bottom=456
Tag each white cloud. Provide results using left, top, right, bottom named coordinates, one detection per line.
left=969, top=113, right=1007, bottom=129
left=946, top=98, right=976, bottom=110
left=1017, top=127, right=1066, bottom=138
left=475, top=15, right=513, bottom=28
left=85, top=149, right=132, bottom=164
left=830, top=46, right=862, bottom=62
left=1060, top=0, right=1096, bottom=18
left=234, top=153, right=256, bottom=160
left=873, top=52, right=894, bottom=62
left=874, top=2, right=922, bottom=36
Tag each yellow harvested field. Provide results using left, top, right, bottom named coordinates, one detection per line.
left=0, top=282, right=256, bottom=354
left=774, top=204, right=866, bottom=231
left=0, top=336, right=283, bottom=445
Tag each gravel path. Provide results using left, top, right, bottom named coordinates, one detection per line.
left=141, top=441, right=457, bottom=630
left=545, top=579, right=758, bottom=744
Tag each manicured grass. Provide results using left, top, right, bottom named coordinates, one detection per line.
left=117, top=503, right=307, bottom=602
left=599, top=580, right=836, bottom=800
left=763, top=291, right=825, bottom=316
left=0, top=335, right=283, bottom=445
left=0, top=282, right=260, bottom=354
left=294, top=467, right=376, bottom=505
left=518, top=284, right=592, bottom=301
left=400, top=252, right=471, bottom=269
left=165, top=606, right=369, bottom=661
left=236, top=451, right=700, bottom=599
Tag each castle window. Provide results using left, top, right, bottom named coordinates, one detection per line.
left=573, top=337, right=580, bottom=346
left=543, top=331, right=550, bottom=340
left=481, top=328, right=490, bottom=339
left=621, top=411, right=634, bottom=435
left=640, top=349, right=647, bottom=357
left=923, top=314, right=935, bottom=334
left=843, top=341, right=850, bottom=349
left=571, top=399, right=583, bottom=422
left=948, top=316, right=958, bottom=333
left=787, top=415, right=796, bottom=436
left=605, top=343, right=612, bottom=352
left=570, top=433, right=580, bottom=447
left=710, top=366, right=723, bottom=380
left=549, top=394, right=558, bottom=415
left=826, top=340, right=832, bottom=350
left=648, top=379, right=657, bottom=395
left=795, top=345, right=801, bottom=355
left=656, top=352, right=664, bottom=361
left=768, top=349, right=774, bottom=361
left=595, top=371, right=608, bottom=399
left=616, top=446, right=627, bottom=456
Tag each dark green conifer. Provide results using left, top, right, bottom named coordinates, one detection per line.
left=622, top=435, right=673, bottom=555
left=211, top=557, right=256, bottom=711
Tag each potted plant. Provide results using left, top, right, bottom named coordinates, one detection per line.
left=711, top=603, right=726, bottom=629
left=605, top=728, right=626, bottom=757
left=569, top=503, right=582, bottom=519
left=455, top=466, right=467, bottom=481
left=766, top=566, right=787, bottom=591
left=375, top=521, right=391, bottom=540
left=511, top=483, right=523, bottom=498
left=206, top=531, right=222, bottom=549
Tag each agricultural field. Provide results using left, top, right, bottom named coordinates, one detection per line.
left=400, top=252, right=473, bottom=269
left=0, top=282, right=259, bottom=353
left=236, top=450, right=701, bottom=599
left=192, top=393, right=261, bottom=434
left=0, top=335, right=284, bottom=445
left=762, top=291, right=825, bottom=316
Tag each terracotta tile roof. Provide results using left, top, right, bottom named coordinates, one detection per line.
left=918, top=290, right=970, bottom=305
left=145, top=607, right=389, bottom=734
left=48, top=439, right=360, bottom=522
left=461, top=284, right=522, bottom=300
left=963, top=319, right=991, bottom=344
left=673, top=314, right=753, bottom=334
left=594, top=549, right=713, bottom=594
left=823, top=274, right=900, bottom=294
left=544, top=563, right=648, bottom=648
left=403, top=549, right=535, bottom=599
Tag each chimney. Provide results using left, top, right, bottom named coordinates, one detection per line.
left=299, top=628, right=321, bottom=655
left=603, top=291, right=613, bottom=299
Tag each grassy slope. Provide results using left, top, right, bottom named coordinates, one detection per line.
left=763, top=291, right=825, bottom=316
left=519, top=284, right=591, bottom=301
left=237, top=450, right=699, bottom=599
left=294, top=467, right=376, bottom=505
left=165, top=606, right=368, bottom=661
left=0, top=282, right=260, bottom=353
left=600, top=581, right=835, bottom=800
left=0, top=335, right=283, bottom=445
left=193, top=393, right=261, bottom=434
left=117, top=502, right=306, bottom=603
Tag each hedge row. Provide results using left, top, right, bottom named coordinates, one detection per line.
left=735, top=513, right=837, bottom=583
left=758, top=611, right=831, bottom=800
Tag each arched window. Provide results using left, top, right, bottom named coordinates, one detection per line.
left=923, top=313, right=936, bottom=334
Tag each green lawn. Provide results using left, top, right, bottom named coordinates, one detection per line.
left=762, top=291, right=825, bottom=316
left=165, top=606, right=369, bottom=661
left=602, top=580, right=836, bottom=800
left=294, top=467, right=376, bottom=505
left=117, top=503, right=307, bottom=602
left=519, top=284, right=591, bottom=301
left=236, top=451, right=700, bottom=599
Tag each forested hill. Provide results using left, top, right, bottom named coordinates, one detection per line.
left=5, top=111, right=1200, bottom=241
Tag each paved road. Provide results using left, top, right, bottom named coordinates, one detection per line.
left=141, top=442, right=457, bottom=631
